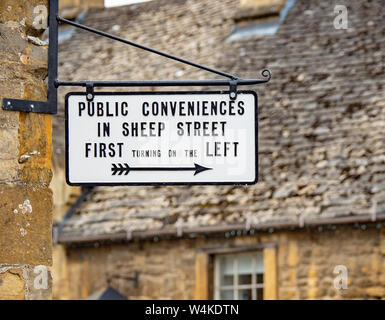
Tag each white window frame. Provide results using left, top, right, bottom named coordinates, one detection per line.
left=214, top=252, right=264, bottom=300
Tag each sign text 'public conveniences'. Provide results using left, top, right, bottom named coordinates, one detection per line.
left=65, top=91, right=258, bottom=185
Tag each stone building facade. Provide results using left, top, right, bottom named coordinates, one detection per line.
left=0, top=0, right=53, bottom=299
left=52, top=0, right=385, bottom=300
left=61, top=226, right=385, bottom=300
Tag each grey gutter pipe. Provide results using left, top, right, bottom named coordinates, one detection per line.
left=57, top=212, right=385, bottom=245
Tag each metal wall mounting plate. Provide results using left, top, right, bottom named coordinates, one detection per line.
left=2, top=0, right=58, bottom=115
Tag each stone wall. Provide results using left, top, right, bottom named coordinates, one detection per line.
left=0, top=0, right=52, bottom=300
left=57, top=225, right=385, bottom=300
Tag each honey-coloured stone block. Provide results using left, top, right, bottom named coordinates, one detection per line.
left=0, top=185, right=52, bottom=265
left=0, top=269, right=25, bottom=300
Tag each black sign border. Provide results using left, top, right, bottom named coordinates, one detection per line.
left=65, top=91, right=258, bottom=186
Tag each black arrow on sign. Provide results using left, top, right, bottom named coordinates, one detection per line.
left=111, top=163, right=212, bottom=176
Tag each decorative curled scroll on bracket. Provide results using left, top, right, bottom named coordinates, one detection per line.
left=261, top=69, right=272, bottom=82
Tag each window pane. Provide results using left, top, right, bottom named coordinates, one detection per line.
left=238, top=274, right=252, bottom=285
left=256, top=273, right=264, bottom=284
left=257, top=288, right=264, bottom=300
left=238, top=254, right=253, bottom=274
left=220, top=289, right=234, bottom=300
left=255, top=252, right=264, bottom=274
left=238, top=253, right=253, bottom=284
left=219, top=256, right=234, bottom=286
left=238, top=288, right=252, bottom=300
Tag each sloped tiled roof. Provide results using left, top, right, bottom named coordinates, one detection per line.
left=57, top=0, right=385, bottom=242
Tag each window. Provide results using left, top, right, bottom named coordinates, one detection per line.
left=214, top=252, right=264, bottom=300
left=227, top=0, right=296, bottom=40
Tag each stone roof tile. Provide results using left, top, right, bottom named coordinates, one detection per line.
left=56, top=0, right=385, bottom=241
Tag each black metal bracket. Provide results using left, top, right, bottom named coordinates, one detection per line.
left=2, top=0, right=58, bottom=114
left=229, top=79, right=238, bottom=100
left=2, top=0, right=271, bottom=114
left=86, top=82, right=95, bottom=101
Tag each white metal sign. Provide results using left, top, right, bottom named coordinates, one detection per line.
left=65, top=91, right=258, bottom=185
